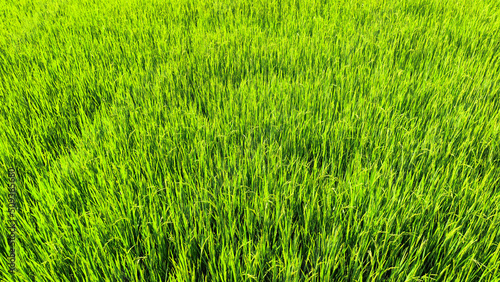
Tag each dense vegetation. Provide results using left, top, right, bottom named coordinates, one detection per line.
left=1, top=0, right=499, bottom=280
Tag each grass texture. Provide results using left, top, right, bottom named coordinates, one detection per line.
left=1, top=0, right=500, bottom=281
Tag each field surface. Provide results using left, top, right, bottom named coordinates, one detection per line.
left=1, top=0, right=500, bottom=281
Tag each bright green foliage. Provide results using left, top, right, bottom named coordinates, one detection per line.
left=1, top=0, right=499, bottom=281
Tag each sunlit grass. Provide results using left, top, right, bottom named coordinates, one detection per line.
left=1, top=0, right=499, bottom=280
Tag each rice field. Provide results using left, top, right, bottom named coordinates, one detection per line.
left=1, top=0, right=500, bottom=281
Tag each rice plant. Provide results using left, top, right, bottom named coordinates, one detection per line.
left=1, top=0, right=499, bottom=281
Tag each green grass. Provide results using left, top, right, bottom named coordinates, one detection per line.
left=1, top=0, right=500, bottom=280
